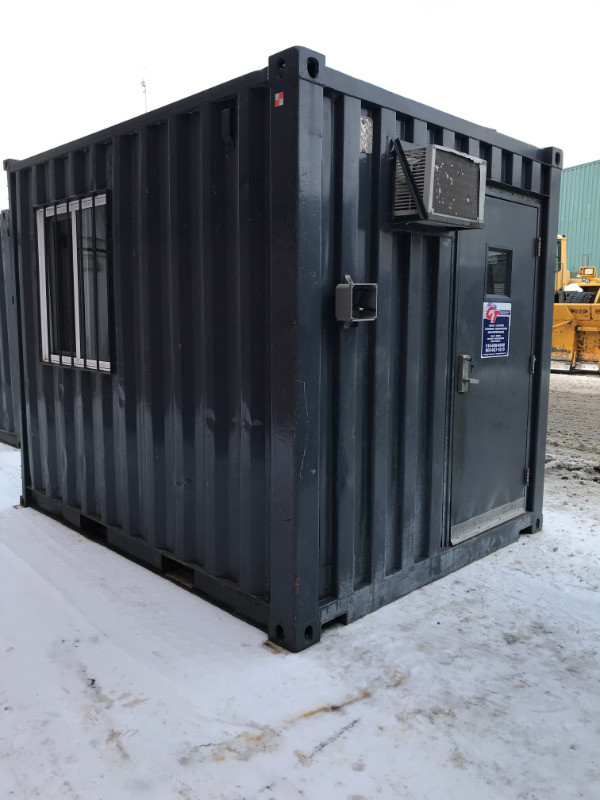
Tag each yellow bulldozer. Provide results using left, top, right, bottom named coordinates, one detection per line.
left=552, top=235, right=600, bottom=372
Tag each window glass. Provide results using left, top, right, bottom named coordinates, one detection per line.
left=95, top=206, right=109, bottom=363
left=46, top=213, right=76, bottom=357
left=486, top=248, right=511, bottom=296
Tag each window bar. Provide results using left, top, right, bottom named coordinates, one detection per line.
left=92, top=194, right=99, bottom=371
left=36, top=209, right=51, bottom=364
left=46, top=212, right=53, bottom=363
left=46, top=211, right=54, bottom=363
left=67, top=200, right=75, bottom=368
left=106, top=191, right=114, bottom=373
left=33, top=208, right=40, bottom=359
left=77, top=198, right=86, bottom=368
left=52, top=201, right=64, bottom=365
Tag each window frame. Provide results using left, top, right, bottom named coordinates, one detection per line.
left=485, top=245, right=512, bottom=299
left=36, top=193, right=111, bottom=372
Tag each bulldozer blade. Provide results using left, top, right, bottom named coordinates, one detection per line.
left=552, top=303, right=600, bottom=372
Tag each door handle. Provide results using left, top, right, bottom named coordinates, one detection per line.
left=457, top=354, right=479, bottom=393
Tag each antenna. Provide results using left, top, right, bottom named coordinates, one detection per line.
left=141, top=77, right=147, bottom=113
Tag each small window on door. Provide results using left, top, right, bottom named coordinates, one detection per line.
left=486, top=247, right=511, bottom=296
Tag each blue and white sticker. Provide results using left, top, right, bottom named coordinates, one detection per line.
left=481, top=302, right=511, bottom=358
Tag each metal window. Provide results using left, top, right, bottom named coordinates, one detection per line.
left=486, top=247, right=512, bottom=297
left=36, top=194, right=110, bottom=371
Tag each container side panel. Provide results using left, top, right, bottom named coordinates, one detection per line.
left=56, top=367, right=79, bottom=507
left=382, top=239, right=404, bottom=578
left=371, top=109, right=402, bottom=584
left=20, top=169, right=57, bottom=494
left=165, top=114, right=193, bottom=562
left=196, top=103, right=217, bottom=573
left=0, top=223, right=12, bottom=433
left=417, top=235, right=453, bottom=559
left=162, top=118, right=180, bottom=555
left=334, top=94, right=373, bottom=599
left=222, top=98, right=243, bottom=585
left=396, top=234, right=424, bottom=571
left=0, top=210, right=21, bottom=445
left=76, top=369, right=94, bottom=516
left=113, top=132, right=142, bottom=536
left=138, top=123, right=168, bottom=550
left=13, top=82, right=272, bottom=609
left=318, top=94, right=337, bottom=602
left=427, top=235, right=455, bottom=552
left=322, top=97, right=459, bottom=621
left=353, top=104, right=375, bottom=591
left=237, top=88, right=270, bottom=597
left=207, top=100, right=234, bottom=578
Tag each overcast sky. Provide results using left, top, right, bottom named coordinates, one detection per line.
left=1, top=0, right=598, bottom=209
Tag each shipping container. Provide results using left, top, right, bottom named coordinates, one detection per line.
left=558, top=159, right=600, bottom=274
left=0, top=209, right=20, bottom=447
left=4, top=46, right=562, bottom=650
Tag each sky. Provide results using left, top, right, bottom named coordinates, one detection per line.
left=1, top=0, right=599, bottom=210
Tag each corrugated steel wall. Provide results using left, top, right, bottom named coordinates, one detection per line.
left=10, top=74, right=272, bottom=619
left=314, top=95, right=454, bottom=619
left=558, top=159, right=600, bottom=274
left=0, top=209, right=20, bottom=446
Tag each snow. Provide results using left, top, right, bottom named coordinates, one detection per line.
left=1, top=374, right=599, bottom=800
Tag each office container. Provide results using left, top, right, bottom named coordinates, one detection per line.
left=4, top=47, right=562, bottom=650
left=0, top=209, right=20, bottom=447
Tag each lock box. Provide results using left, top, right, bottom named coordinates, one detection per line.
left=335, top=278, right=378, bottom=324
left=4, top=46, right=562, bottom=651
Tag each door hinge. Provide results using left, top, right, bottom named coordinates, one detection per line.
left=535, top=237, right=542, bottom=257
left=524, top=467, right=530, bottom=487
left=529, top=354, right=536, bottom=374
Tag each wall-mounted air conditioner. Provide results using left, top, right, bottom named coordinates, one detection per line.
left=393, top=143, right=486, bottom=229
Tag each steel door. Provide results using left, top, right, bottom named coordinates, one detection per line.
left=451, top=195, right=539, bottom=544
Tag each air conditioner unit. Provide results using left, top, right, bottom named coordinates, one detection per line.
left=393, top=144, right=486, bottom=229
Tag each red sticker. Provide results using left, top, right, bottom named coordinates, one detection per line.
left=274, top=92, right=284, bottom=108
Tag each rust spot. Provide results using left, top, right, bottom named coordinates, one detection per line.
left=242, top=731, right=265, bottom=743
left=262, top=640, right=287, bottom=655
left=295, top=688, right=371, bottom=720
left=105, top=730, right=131, bottom=761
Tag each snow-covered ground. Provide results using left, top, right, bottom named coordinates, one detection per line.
left=0, top=373, right=599, bottom=800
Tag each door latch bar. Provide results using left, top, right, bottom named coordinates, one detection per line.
left=457, top=354, right=479, bottom=393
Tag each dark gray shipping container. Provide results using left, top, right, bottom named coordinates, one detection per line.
left=5, top=47, right=562, bottom=650
left=0, top=209, right=20, bottom=447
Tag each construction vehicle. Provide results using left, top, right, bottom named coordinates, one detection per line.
left=552, top=235, right=600, bottom=371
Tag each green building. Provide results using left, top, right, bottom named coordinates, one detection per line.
left=558, top=159, right=600, bottom=277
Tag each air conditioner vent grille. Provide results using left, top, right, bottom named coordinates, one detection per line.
left=393, top=144, right=486, bottom=229
left=432, top=149, right=481, bottom=221
left=394, top=146, right=427, bottom=215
